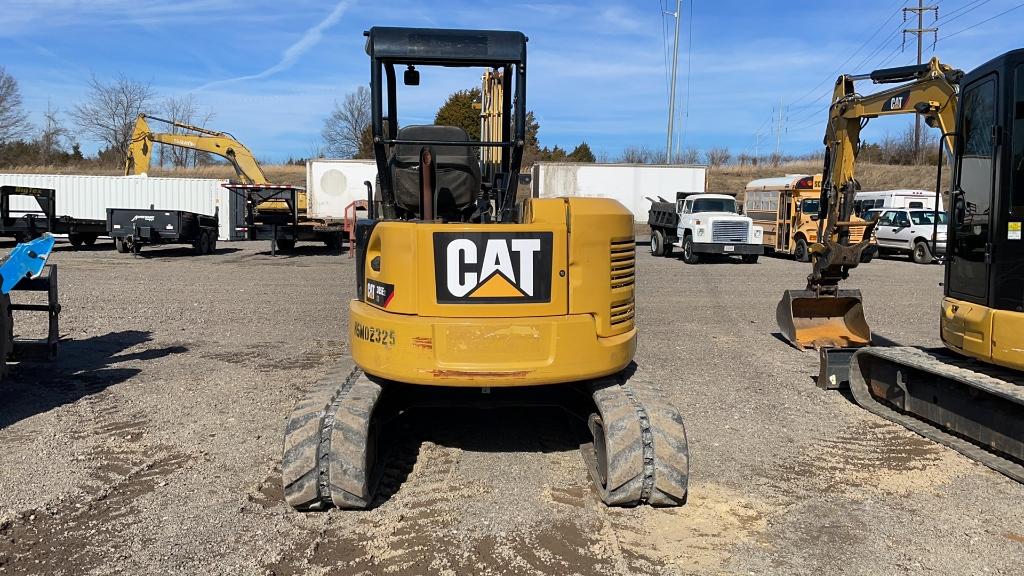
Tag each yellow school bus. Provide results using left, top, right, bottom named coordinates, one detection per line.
left=744, top=174, right=874, bottom=262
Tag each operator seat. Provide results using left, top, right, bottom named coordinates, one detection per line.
left=389, top=125, right=481, bottom=220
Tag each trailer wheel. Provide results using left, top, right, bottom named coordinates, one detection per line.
left=650, top=230, right=665, bottom=257
left=276, top=239, right=296, bottom=251
left=207, top=233, right=217, bottom=254
left=68, top=234, right=83, bottom=248
left=194, top=231, right=211, bottom=255
left=82, top=234, right=98, bottom=246
left=324, top=235, right=343, bottom=251
left=114, top=238, right=129, bottom=253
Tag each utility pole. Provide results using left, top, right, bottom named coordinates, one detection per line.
left=903, top=0, right=938, bottom=162
left=665, top=0, right=682, bottom=164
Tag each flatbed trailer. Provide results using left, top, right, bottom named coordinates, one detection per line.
left=0, top=185, right=105, bottom=247
left=107, top=207, right=219, bottom=255
left=226, top=184, right=347, bottom=254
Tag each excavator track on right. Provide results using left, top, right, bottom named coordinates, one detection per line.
left=778, top=49, right=1024, bottom=483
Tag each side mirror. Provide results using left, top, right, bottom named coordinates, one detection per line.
left=404, top=65, right=420, bottom=86
left=953, top=191, right=966, bottom=224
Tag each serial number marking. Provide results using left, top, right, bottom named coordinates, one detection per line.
left=354, top=321, right=395, bottom=346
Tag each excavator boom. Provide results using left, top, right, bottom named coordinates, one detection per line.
left=124, top=114, right=270, bottom=185
left=778, top=57, right=961, bottom=349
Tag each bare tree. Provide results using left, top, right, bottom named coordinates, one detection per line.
left=0, top=67, right=32, bottom=143
left=322, top=86, right=371, bottom=158
left=37, top=102, right=71, bottom=165
left=69, top=74, right=155, bottom=160
left=159, top=94, right=215, bottom=168
left=673, top=147, right=701, bottom=165
left=704, top=147, right=732, bottom=167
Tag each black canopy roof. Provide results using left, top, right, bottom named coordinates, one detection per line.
left=364, top=27, right=527, bottom=66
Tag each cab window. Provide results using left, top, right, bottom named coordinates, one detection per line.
left=682, top=200, right=692, bottom=214
left=877, top=210, right=898, bottom=226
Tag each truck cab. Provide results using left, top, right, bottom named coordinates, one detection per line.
left=649, top=193, right=763, bottom=263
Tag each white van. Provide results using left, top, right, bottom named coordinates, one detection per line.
left=854, top=190, right=941, bottom=217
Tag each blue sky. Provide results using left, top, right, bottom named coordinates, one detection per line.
left=1, top=0, right=1022, bottom=162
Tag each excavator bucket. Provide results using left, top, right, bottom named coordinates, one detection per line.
left=776, top=289, right=871, bottom=350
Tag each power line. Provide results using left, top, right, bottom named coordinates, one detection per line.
left=942, top=1, right=1024, bottom=41
left=785, top=1, right=909, bottom=110
left=678, top=0, right=694, bottom=151
left=936, top=0, right=993, bottom=26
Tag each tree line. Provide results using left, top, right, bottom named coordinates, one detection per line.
left=0, top=66, right=942, bottom=171
left=0, top=67, right=216, bottom=169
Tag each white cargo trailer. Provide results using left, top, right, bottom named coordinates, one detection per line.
left=530, top=162, right=707, bottom=224
left=305, top=160, right=378, bottom=221
left=0, top=174, right=238, bottom=241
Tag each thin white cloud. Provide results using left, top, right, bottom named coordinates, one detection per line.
left=194, top=0, right=353, bottom=92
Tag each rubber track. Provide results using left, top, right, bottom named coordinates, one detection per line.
left=849, top=346, right=1024, bottom=484
left=281, top=358, right=362, bottom=510
left=583, top=372, right=689, bottom=507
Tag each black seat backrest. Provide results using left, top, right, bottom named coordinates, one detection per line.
left=389, top=125, right=481, bottom=218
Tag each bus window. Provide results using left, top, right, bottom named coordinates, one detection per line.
left=909, top=201, right=924, bottom=209
left=800, top=199, right=820, bottom=214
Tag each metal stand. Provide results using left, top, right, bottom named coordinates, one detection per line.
left=10, top=264, right=60, bottom=361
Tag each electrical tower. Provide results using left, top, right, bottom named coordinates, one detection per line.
left=903, top=0, right=938, bottom=161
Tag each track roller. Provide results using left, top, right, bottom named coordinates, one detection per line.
left=281, top=358, right=386, bottom=510
left=582, top=369, right=689, bottom=507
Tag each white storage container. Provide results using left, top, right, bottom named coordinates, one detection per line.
left=531, top=163, right=707, bottom=224
left=0, top=174, right=235, bottom=240
left=305, top=160, right=378, bottom=221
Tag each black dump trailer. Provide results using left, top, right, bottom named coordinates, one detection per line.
left=0, top=185, right=106, bottom=247
left=107, top=207, right=219, bottom=255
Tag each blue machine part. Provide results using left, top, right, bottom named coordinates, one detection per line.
left=0, top=233, right=56, bottom=295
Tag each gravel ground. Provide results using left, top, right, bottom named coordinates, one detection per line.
left=0, top=238, right=1021, bottom=575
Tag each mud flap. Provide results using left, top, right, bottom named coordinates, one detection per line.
left=776, top=289, right=871, bottom=350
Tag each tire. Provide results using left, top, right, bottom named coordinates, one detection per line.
left=114, top=237, right=129, bottom=253
left=794, top=238, right=809, bottom=263
left=207, top=233, right=217, bottom=254
left=193, top=231, right=210, bottom=255
left=741, top=254, right=759, bottom=264
left=682, top=235, right=700, bottom=264
left=650, top=230, right=665, bottom=257
left=276, top=239, right=296, bottom=251
left=662, top=237, right=673, bottom=258
left=68, top=234, right=83, bottom=248
left=912, top=240, right=933, bottom=264
left=82, top=234, right=98, bottom=246
left=324, top=235, right=343, bottom=251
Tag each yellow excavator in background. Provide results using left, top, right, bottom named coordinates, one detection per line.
left=281, top=26, right=689, bottom=511
left=124, top=114, right=306, bottom=213
left=779, top=51, right=1024, bottom=482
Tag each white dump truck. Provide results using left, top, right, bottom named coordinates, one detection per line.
left=648, top=193, right=763, bottom=263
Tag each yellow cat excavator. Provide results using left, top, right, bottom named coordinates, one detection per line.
left=281, top=27, right=689, bottom=510
left=778, top=51, right=1024, bottom=482
left=125, top=114, right=272, bottom=186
